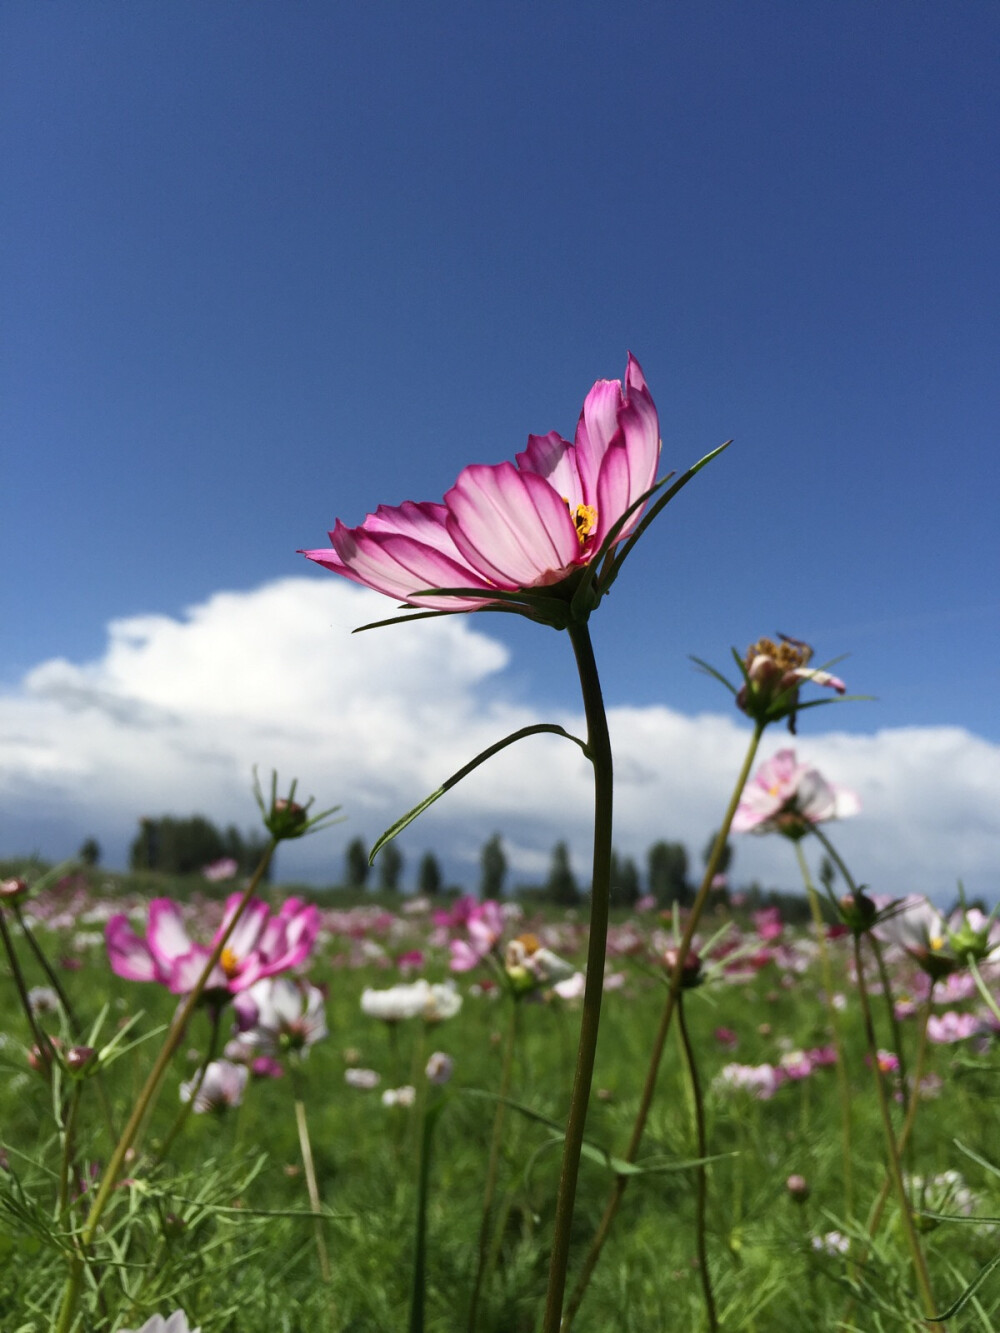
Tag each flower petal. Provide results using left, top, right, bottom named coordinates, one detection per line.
left=147, top=900, right=194, bottom=969
left=106, top=915, right=161, bottom=982
left=445, top=462, right=580, bottom=587
left=515, top=431, right=582, bottom=506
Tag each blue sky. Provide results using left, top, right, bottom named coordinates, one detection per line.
left=2, top=4, right=998, bottom=893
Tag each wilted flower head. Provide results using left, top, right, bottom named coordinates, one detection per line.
left=736, top=636, right=845, bottom=732
left=180, top=1059, right=247, bottom=1114
left=733, top=749, right=860, bottom=840
left=120, top=1313, right=200, bottom=1333
left=233, top=977, right=328, bottom=1057
left=106, top=894, right=320, bottom=996
left=302, top=356, right=662, bottom=628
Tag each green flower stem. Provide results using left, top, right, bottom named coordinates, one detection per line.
left=54, top=839, right=275, bottom=1333
left=561, top=721, right=764, bottom=1331
left=409, top=1094, right=443, bottom=1333
left=153, top=1003, right=223, bottom=1165
left=0, top=903, right=54, bottom=1062
left=13, top=900, right=119, bottom=1141
left=13, top=901, right=82, bottom=1035
left=793, top=841, right=853, bottom=1221
left=291, top=1068, right=332, bottom=1285
left=468, top=995, right=520, bottom=1331
left=853, top=933, right=941, bottom=1328
left=540, top=620, right=614, bottom=1333
left=676, top=991, right=718, bottom=1333
left=870, top=934, right=910, bottom=1122
left=848, top=986, right=935, bottom=1296
left=56, top=1080, right=83, bottom=1222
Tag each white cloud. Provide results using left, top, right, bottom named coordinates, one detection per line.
left=1, top=578, right=998, bottom=903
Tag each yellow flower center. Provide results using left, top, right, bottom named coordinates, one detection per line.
left=515, top=932, right=541, bottom=955
left=563, top=498, right=597, bottom=547
left=929, top=935, right=945, bottom=952
left=220, top=947, right=240, bottom=978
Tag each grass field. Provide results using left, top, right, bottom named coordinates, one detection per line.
left=2, top=865, right=1000, bottom=1332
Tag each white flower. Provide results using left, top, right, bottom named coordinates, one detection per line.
left=119, top=1311, right=200, bottom=1333
left=381, top=1084, right=416, bottom=1107
left=361, top=979, right=462, bottom=1024
left=344, top=1067, right=380, bottom=1090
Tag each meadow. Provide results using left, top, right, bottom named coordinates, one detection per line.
left=3, top=859, right=1000, bottom=1333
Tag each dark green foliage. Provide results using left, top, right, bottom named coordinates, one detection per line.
left=377, top=840, right=404, bottom=892
left=417, top=851, right=443, bottom=895
left=480, top=832, right=507, bottom=899
left=647, top=839, right=689, bottom=907
left=78, top=837, right=101, bottom=866
left=609, top=850, right=641, bottom=907
left=345, top=835, right=370, bottom=889
left=545, top=840, right=579, bottom=905
left=128, top=815, right=269, bottom=879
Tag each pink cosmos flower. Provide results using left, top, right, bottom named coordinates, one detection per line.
left=732, top=749, right=860, bottom=839
left=449, top=899, right=505, bottom=972
left=106, top=895, right=320, bottom=996
left=233, top=977, right=329, bottom=1057
left=302, top=356, right=660, bottom=616
left=927, top=1011, right=982, bottom=1044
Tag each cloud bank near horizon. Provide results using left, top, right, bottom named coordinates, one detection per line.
left=1, top=578, right=997, bottom=902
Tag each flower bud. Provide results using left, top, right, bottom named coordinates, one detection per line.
left=838, top=892, right=877, bottom=935
left=425, top=1051, right=454, bottom=1085
left=65, top=1045, right=96, bottom=1074
left=270, top=797, right=309, bottom=839
left=0, top=877, right=29, bottom=901
left=786, top=1174, right=810, bottom=1203
left=663, top=946, right=703, bottom=988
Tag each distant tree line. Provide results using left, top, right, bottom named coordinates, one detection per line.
left=337, top=829, right=735, bottom=908
left=129, top=815, right=270, bottom=879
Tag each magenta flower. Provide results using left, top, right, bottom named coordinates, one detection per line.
left=106, top=894, right=320, bottom=996
left=733, top=749, right=860, bottom=839
left=302, top=356, right=660, bottom=623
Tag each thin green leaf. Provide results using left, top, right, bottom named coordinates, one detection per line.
left=927, top=1250, right=1000, bottom=1320
left=462, top=1089, right=729, bottom=1177
left=689, top=656, right=738, bottom=695
left=354, top=608, right=462, bottom=633
left=369, top=723, right=590, bottom=863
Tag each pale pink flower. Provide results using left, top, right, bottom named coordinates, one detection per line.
left=302, top=356, right=660, bottom=614
left=202, top=857, right=239, bottom=882
left=733, top=749, right=860, bottom=839
left=105, top=895, right=320, bottom=996
left=180, top=1059, right=247, bottom=1114
left=234, top=977, right=328, bottom=1057
left=927, top=1011, right=982, bottom=1044
left=449, top=899, right=505, bottom=972
left=714, top=1062, right=786, bottom=1100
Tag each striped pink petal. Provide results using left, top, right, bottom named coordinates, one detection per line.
left=445, top=462, right=580, bottom=588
